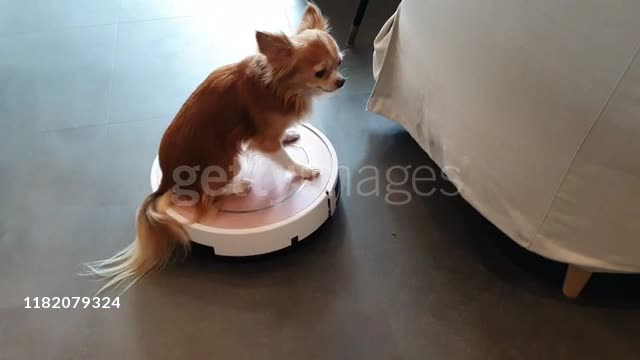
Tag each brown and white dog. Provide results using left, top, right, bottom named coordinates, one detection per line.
left=85, top=3, right=344, bottom=292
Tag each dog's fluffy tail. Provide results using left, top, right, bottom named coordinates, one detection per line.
left=83, top=191, right=190, bottom=294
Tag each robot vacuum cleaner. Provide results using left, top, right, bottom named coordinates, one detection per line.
left=149, top=123, right=340, bottom=256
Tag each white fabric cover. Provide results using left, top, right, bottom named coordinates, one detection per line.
left=368, top=0, right=640, bottom=272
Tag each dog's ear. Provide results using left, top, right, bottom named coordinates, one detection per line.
left=256, top=31, right=293, bottom=61
left=297, top=2, right=329, bottom=33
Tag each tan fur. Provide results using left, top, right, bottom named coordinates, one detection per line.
left=83, top=3, right=343, bottom=293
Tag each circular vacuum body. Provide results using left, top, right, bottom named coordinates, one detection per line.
left=150, top=124, right=340, bottom=256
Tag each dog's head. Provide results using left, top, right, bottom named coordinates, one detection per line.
left=255, top=2, right=345, bottom=93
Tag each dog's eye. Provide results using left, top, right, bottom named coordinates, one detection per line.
left=338, top=59, right=342, bottom=66
left=315, top=69, right=326, bottom=78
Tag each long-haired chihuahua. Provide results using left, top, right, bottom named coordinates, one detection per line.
left=84, top=3, right=344, bottom=292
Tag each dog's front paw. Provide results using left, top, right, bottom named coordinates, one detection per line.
left=282, top=128, right=301, bottom=144
left=295, top=165, right=320, bottom=179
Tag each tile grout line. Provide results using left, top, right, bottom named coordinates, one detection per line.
left=108, top=115, right=169, bottom=126
left=0, top=16, right=196, bottom=39
left=40, top=122, right=106, bottom=135
left=282, top=3, right=295, bottom=34
left=0, top=22, right=118, bottom=38
left=117, top=14, right=194, bottom=25
left=104, top=0, right=124, bottom=130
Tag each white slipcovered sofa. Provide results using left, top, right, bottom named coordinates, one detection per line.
left=368, top=0, right=640, bottom=297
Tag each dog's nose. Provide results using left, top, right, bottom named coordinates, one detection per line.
left=336, top=78, right=345, bottom=89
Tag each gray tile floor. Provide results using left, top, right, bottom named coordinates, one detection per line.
left=1, top=1, right=639, bottom=359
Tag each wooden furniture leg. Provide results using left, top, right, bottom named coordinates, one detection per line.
left=347, top=0, right=370, bottom=46
left=562, top=264, right=592, bottom=298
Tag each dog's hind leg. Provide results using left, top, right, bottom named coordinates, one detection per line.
left=225, top=155, right=253, bottom=195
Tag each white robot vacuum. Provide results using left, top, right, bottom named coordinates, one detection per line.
left=149, top=124, right=340, bottom=256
